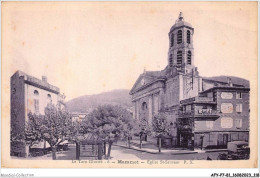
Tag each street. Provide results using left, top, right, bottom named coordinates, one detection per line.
left=110, top=145, right=226, bottom=160
left=13, top=144, right=227, bottom=160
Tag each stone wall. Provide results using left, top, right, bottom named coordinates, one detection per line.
left=164, top=76, right=179, bottom=107
left=10, top=74, right=26, bottom=156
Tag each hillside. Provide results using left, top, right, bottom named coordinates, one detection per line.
left=202, top=75, right=250, bottom=87
left=66, top=89, right=132, bottom=113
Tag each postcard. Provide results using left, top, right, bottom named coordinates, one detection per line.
left=1, top=1, right=258, bottom=169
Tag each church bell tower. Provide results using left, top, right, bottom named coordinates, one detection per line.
left=168, top=12, right=195, bottom=74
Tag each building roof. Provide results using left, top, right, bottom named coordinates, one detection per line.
left=76, top=133, right=103, bottom=144
left=129, top=69, right=167, bottom=95
left=200, top=86, right=250, bottom=94
left=170, top=12, right=193, bottom=32
left=180, top=96, right=216, bottom=105
left=202, top=75, right=249, bottom=87
left=144, top=71, right=162, bottom=78
left=12, top=70, right=60, bottom=94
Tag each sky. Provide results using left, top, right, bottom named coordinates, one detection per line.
left=2, top=2, right=258, bottom=101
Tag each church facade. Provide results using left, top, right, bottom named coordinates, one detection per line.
left=129, top=12, right=250, bottom=149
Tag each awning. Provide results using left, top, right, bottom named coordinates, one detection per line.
left=59, top=140, right=69, bottom=145
left=31, top=141, right=50, bottom=148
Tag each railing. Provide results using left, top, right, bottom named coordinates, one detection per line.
left=195, top=108, right=215, bottom=115
left=178, top=110, right=193, bottom=117
left=180, top=96, right=215, bottom=104
left=195, top=96, right=214, bottom=102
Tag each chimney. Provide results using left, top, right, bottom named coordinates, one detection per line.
left=42, top=76, right=47, bottom=83
left=227, top=77, right=233, bottom=87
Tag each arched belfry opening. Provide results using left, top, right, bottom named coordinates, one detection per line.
left=168, top=12, right=195, bottom=74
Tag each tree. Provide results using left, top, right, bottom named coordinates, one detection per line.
left=80, top=105, right=133, bottom=159
left=130, top=117, right=152, bottom=149
left=25, top=114, right=45, bottom=147
left=25, top=104, right=73, bottom=160
left=152, top=112, right=170, bottom=152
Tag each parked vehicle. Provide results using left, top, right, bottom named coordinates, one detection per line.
left=217, top=141, right=250, bottom=160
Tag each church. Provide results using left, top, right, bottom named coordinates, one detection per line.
left=129, top=12, right=250, bottom=149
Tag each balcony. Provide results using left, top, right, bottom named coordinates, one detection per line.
left=196, top=96, right=214, bottom=102
left=178, top=108, right=219, bottom=118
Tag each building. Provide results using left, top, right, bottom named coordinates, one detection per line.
left=71, top=112, right=88, bottom=125
left=178, top=82, right=250, bottom=149
left=129, top=12, right=250, bottom=149
left=10, top=70, right=66, bottom=157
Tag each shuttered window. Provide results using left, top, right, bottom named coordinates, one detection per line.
left=169, top=54, right=173, bottom=67
left=236, top=92, right=242, bottom=99
left=187, top=30, right=191, bottom=44
left=34, top=99, right=39, bottom=113
left=170, top=34, right=174, bottom=47
left=177, top=51, right=182, bottom=65
left=235, top=119, right=242, bottom=128
left=187, top=51, right=191, bottom=65
left=236, top=103, right=242, bottom=113
left=177, top=30, right=182, bottom=44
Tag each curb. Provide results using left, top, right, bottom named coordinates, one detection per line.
left=115, top=144, right=227, bottom=155
left=204, top=149, right=227, bottom=153
left=171, top=151, right=198, bottom=155
left=114, top=144, right=198, bottom=155
left=114, top=144, right=160, bottom=154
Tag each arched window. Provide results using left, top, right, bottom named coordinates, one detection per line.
left=187, top=30, right=191, bottom=44
left=187, top=51, right=192, bottom=65
left=169, top=54, right=173, bottom=67
left=142, top=102, right=147, bottom=110
left=34, top=90, right=39, bottom=95
left=47, top=94, right=52, bottom=104
left=170, top=34, right=174, bottom=47
left=177, top=51, right=182, bottom=65
left=177, top=30, right=182, bottom=44
left=33, top=90, right=39, bottom=113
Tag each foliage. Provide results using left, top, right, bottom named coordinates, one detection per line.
left=25, top=114, right=45, bottom=146
left=132, top=117, right=152, bottom=136
left=25, top=104, right=74, bottom=147
left=80, top=105, right=134, bottom=140
left=152, top=112, right=170, bottom=137
left=11, top=122, right=26, bottom=142
left=175, top=118, right=193, bottom=131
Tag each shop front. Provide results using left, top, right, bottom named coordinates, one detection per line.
left=194, top=131, right=249, bottom=149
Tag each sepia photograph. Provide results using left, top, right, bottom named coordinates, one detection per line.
left=1, top=1, right=258, bottom=171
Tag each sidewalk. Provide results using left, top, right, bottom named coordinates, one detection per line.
left=114, top=139, right=227, bottom=155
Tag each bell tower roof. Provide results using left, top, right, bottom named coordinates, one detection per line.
left=170, top=12, right=193, bottom=32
